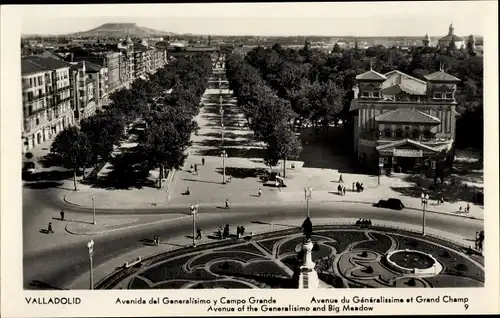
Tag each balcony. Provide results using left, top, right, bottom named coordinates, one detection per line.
left=26, top=107, right=46, bottom=117
left=359, top=130, right=450, bottom=143
left=55, top=85, right=71, bottom=93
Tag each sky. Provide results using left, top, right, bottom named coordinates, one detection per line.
left=12, top=2, right=497, bottom=37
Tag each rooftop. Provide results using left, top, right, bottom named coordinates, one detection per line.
left=423, top=71, right=461, bottom=82
left=21, top=56, right=70, bottom=75
left=355, top=69, right=387, bottom=81
left=375, top=108, right=441, bottom=124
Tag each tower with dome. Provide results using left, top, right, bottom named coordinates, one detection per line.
left=437, top=23, right=464, bottom=49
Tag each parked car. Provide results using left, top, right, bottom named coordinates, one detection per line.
left=374, top=198, right=405, bottom=210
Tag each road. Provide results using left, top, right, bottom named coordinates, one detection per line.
left=23, top=185, right=483, bottom=290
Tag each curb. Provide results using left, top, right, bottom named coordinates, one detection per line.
left=64, top=215, right=191, bottom=236
left=61, top=194, right=483, bottom=221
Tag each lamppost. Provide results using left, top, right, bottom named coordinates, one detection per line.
left=304, top=187, right=312, bottom=218
left=421, top=193, right=428, bottom=235
left=87, top=240, right=94, bottom=290
left=221, top=150, right=228, bottom=184
left=190, top=204, right=199, bottom=247
left=91, top=196, right=96, bottom=225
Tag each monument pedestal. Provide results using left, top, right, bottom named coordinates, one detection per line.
left=298, top=239, right=319, bottom=289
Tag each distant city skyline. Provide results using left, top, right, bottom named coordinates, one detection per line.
left=15, top=2, right=494, bottom=37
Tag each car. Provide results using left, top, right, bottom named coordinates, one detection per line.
left=374, top=198, right=405, bottom=210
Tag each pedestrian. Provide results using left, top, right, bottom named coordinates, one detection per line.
left=60, top=209, right=65, bottom=221
left=441, top=197, right=445, bottom=205
left=337, top=184, right=342, bottom=195
left=194, top=164, right=198, bottom=173
left=225, top=199, right=230, bottom=209
left=339, top=174, right=343, bottom=183
left=218, top=227, right=223, bottom=240
left=47, top=222, right=54, bottom=234
left=459, top=206, right=462, bottom=212
left=202, top=158, right=205, bottom=166
left=196, top=227, right=202, bottom=240
left=425, top=194, right=429, bottom=208
left=186, top=186, right=190, bottom=195
left=466, top=203, right=470, bottom=213
left=352, top=182, right=355, bottom=192
left=258, top=188, right=262, bottom=197
left=237, top=226, right=241, bottom=239
left=421, top=193, right=425, bottom=207
left=474, top=232, right=479, bottom=249
left=342, top=186, right=346, bottom=196
left=241, top=226, right=245, bottom=236
left=190, top=164, right=194, bottom=173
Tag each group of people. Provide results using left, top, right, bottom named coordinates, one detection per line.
left=337, top=184, right=347, bottom=196
left=459, top=203, right=471, bottom=213
left=236, top=226, right=246, bottom=238
left=355, top=219, right=373, bottom=226
left=218, top=224, right=231, bottom=239
left=152, top=235, right=160, bottom=246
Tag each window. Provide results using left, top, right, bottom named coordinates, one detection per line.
left=361, top=91, right=370, bottom=98
left=29, top=78, right=33, bottom=87
left=434, top=92, right=442, bottom=99
left=403, top=126, right=411, bottom=138
left=423, top=129, right=433, bottom=139
left=384, top=128, right=392, bottom=138
left=445, top=92, right=453, bottom=99
left=35, top=117, right=40, bottom=125
left=372, top=91, right=380, bottom=98
left=395, top=128, right=403, bottom=138
left=411, top=129, right=420, bottom=139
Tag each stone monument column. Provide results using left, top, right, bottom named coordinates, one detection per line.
left=298, top=239, right=319, bottom=289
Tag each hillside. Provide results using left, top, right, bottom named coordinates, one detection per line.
left=69, top=23, right=176, bottom=38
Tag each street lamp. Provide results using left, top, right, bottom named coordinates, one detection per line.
left=221, top=150, right=228, bottom=184
left=421, top=193, right=429, bottom=235
left=87, top=240, right=94, bottom=290
left=91, top=196, right=96, bottom=225
left=190, top=204, right=199, bottom=247
left=304, top=187, right=312, bottom=218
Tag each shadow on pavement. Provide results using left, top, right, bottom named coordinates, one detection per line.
left=391, top=175, right=483, bottom=204
left=194, top=147, right=265, bottom=159
left=201, top=132, right=254, bottom=140
left=214, top=167, right=266, bottom=179
left=195, top=139, right=253, bottom=148
left=251, top=221, right=299, bottom=229
left=29, top=280, right=66, bottom=290
left=182, top=178, right=221, bottom=185
left=23, top=181, right=65, bottom=189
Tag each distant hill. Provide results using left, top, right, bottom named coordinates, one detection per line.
left=67, top=23, right=176, bottom=38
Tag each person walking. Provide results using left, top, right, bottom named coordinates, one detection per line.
left=194, top=164, right=198, bottom=173
left=202, top=158, right=205, bottom=166
left=352, top=182, right=355, bottom=192
left=258, top=188, right=262, bottom=197
left=60, top=209, right=65, bottom=221
left=218, top=227, right=223, bottom=240
left=466, top=203, right=470, bottom=213
left=225, top=199, right=230, bottom=209
left=47, top=222, right=54, bottom=234
left=196, top=227, right=202, bottom=240
left=339, top=174, right=343, bottom=183
left=342, top=186, right=346, bottom=196
left=421, top=193, right=425, bottom=207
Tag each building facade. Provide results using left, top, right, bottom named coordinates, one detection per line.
left=104, top=52, right=121, bottom=93
left=22, top=56, right=74, bottom=152
left=349, top=67, right=461, bottom=174
left=69, top=61, right=97, bottom=123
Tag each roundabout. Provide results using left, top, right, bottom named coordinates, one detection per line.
left=97, top=224, right=484, bottom=289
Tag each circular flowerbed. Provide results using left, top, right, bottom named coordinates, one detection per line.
left=386, top=249, right=443, bottom=276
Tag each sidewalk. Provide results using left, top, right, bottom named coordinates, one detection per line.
left=67, top=216, right=478, bottom=289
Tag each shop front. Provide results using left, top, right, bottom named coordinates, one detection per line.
left=377, top=140, right=440, bottom=174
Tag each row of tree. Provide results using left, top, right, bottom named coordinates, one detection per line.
left=243, top=43, right=483, bottom=149
left=50, top=54, right=213, bottom=190
left=225, top=56, right=302, bottom=177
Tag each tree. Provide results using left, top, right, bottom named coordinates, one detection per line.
left=80, top=113, right=124, bottom=165
left=50, top=126, right=92, bottom=191
left=144, top=108, right=197, bottom=188
left=264, top=125, right=302, bottom=178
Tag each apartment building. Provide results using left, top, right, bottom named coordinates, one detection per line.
left=21, top=56, right=74, bottom=153
left=69, top=61, right=97, bottom=122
